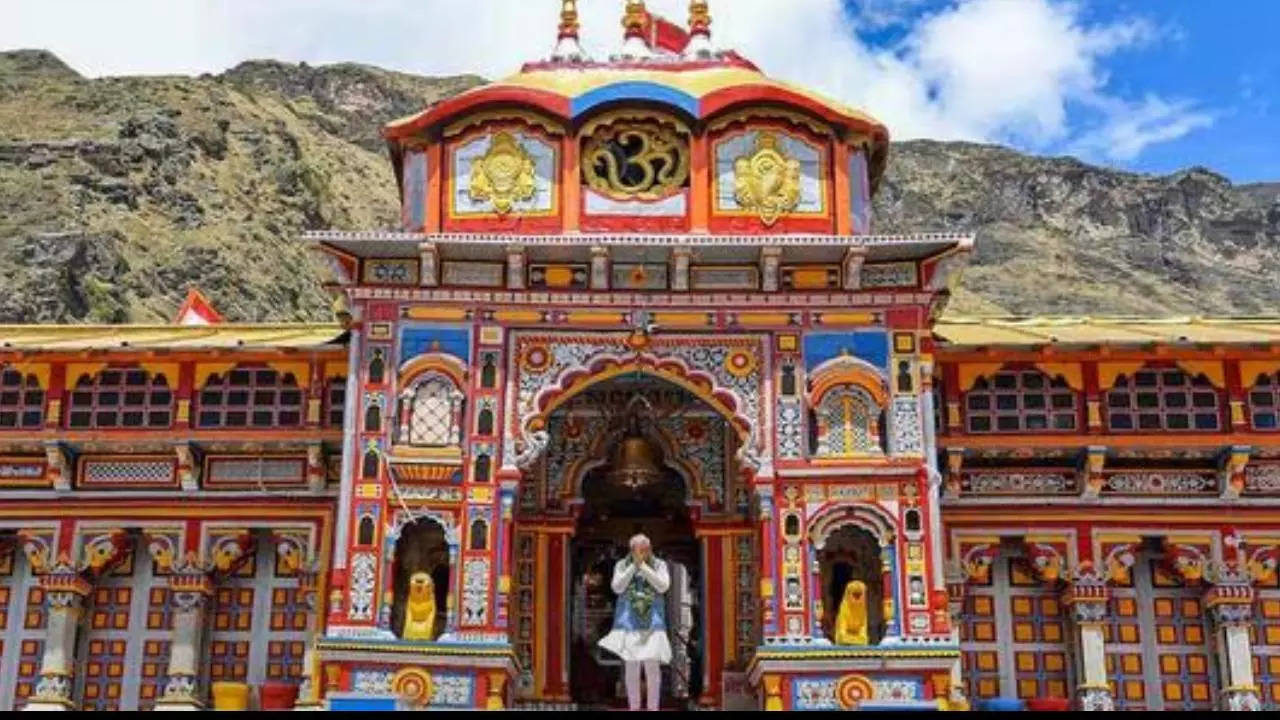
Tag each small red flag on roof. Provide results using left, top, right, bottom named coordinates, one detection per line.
left=642, top=11, right=691, bottom=54
left=173, top=288, right=224, bottom=326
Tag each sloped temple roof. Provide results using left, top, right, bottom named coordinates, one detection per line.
left=934, top=316, right=1280, bottom=348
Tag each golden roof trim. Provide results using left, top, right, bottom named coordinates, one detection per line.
left=0, top=323, right=347, bottom=352
left=935, top=315, right=1280, bottom=347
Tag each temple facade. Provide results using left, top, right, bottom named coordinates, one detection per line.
left=1, top=1, right=1278, bottom=712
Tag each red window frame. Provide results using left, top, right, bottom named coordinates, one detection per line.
left=65, top=367, right=173, bottom=430
left=196, top=366, right=304, bottom=429
left=1106, top=367, right=1221, bottom=432
left=964, top=368, right=1078, bottom=434
left=0, top=367, right=44, bottom=430
left=1248, top=372, right=1280, bottom=431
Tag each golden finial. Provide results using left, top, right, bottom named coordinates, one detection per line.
left=689, top=0, right=711, bottom=36
left=558, top=0, right=580, bottom=40
left=623, top=0, right=648, bottom=39
left=686, top=0, right=713, bottom=57
left=551, top=0, right=588, bottom=61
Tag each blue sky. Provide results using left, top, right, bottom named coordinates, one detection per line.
left=3, top=0, right=1276, bottom=182
left=844, top=0, right=1279, bottom=182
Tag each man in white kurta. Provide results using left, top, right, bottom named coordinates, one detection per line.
left=598, top=534, right=671, bottom=710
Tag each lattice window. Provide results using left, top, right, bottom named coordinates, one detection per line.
left=206, top=536, right=310, bottom=691
left=197, top=366, right=304, bottom=429
left=1249, top=373, right=1280, bottom=431
left=1106, top=368, right=1220, bottom=432
left=1252, top=590, right=1280, bottom=709
left=324, top=377, right=346, bottom=428
left=733, top=533, right=759, bottom=666
left=965, top=370, right=1077, bottom=433
left=75, top=546, right=168, bottom=711
left=0, top=546, right=46, bottom=710
left=811, top=385, right=880, bottom=457
left=0, top=368, right=44, bottom=430
left=66, top=368, right=172, bottom=429
left=513, top=531, right=536, bottom=694
left=405, top=374, right=464, bottom=447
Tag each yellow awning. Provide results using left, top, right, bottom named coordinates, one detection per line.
left=0, top=324, right=347, bottom=351
left=935, top=316, right=1280, bottom=348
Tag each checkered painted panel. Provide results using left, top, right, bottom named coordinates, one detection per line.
left=1107, top=559, right=1217, bottom=711
left=1252, top=591, right=1280, bottom=710
left=1149, top=565, right=1214, bottom=710
left=75, top=547, right=169, bottom=711
left=1, top=549, right=46, bottom=711
left=960, top=581, right=1002, bottom=700
left=206, top=537, right=312, bottom=690
left=1105, top=592, right=1148, bottom=710
left=1008, top=562, right=1071, bottom=700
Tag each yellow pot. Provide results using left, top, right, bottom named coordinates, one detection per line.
left=211, top=681, right=251, bottom=711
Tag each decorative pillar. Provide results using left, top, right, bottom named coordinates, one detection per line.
left=1205, top=570, right=1261, bottom=711
left=418, top=242, right=439, bottom=287
left=944, top=564, right=970, bottom=710
left=294, top=567, right=325, bottom=710
left=589, top=246, right=609, bottom=290
left=154, top=570, right=214, bottom=710
left=1062, top=570, right=1114, bottom=711
left=762, top=674, right=784, bottom=711
left=24, top=571, right=91, bottom=711
left=671, top=247, right=692, bottom=291
left=1220, top=446, right=1251, bottom=501
left=881, top=543, right=900, bottom=637
left=1079, top=446, right=1107, bottom=500
left=506, top=245, right=526, bottom=290
left=759, top=247, right=781, bottom=292
left=841, top=247, right=866, bottom=290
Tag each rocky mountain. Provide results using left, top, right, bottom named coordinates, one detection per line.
left=0, top=49, right=1276, bottom=324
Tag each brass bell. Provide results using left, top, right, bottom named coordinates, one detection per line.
left=608, top=415, right=663, bottom=490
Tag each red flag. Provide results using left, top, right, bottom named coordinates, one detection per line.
left=642, top=11, right=690, bottom=54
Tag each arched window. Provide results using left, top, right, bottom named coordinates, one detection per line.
left=474, top=454, right=491, bottom=483
left=811, top=384, right=881, bottom=457
left=477, top=408, right=494, bottom=436
left=364, top=403, right=382, bottom=433
left=324, top=376, right=346, bottom=428
left=368, top=349, right=385, bottom=385
left=0, top=367, right=44, bottom=430
left=1249, top=372, right=1280, bottom=430
left=197, top=366, right=303, bottom=429
left=781, top=365, right=797, bottom=397
left=362, top=449, right=379, bottom=479
left=357, top=515, right=376, bottom=546
left=965, top=368, right=1077, bottom=433
left=66, top=367, right=172, bottom=429
left=470, top=518, right=488, bottom=551
left=1107, top=367, right=1220, bottom=432
left=405, top=374, right=464, bottom=447
left=481, top=355, right=497, bottom=389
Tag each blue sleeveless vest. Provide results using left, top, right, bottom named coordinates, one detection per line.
left=612, top=562, right=667, bottom=632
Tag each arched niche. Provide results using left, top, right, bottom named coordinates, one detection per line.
left=819, top=525, right=885, bottom=646
left=390, top=518, right=450, bottom=642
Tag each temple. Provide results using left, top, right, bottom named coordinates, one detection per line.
left=1, top=1, right=1278, bottom=712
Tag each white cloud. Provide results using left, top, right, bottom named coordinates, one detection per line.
left=1069, top=95, right=1215, bottom=162
left=0, top=0, right=1211, bottom=164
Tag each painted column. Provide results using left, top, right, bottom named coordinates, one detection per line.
left=154, top=571, right=213, bottom=710
left=1063, top=571, right=1114, bottom=711
left=943, top=565, right=970, bottom=711
left=1206, top=579, right=1262, bottom=711
left=24, top=573, right=91, bottom=711
left=881, top=543, right=901, bottom=638
left=294, top=567, right=325, bottom=710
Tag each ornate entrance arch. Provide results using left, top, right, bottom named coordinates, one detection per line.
left=503, top=332, right=771, bottom=476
